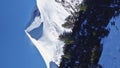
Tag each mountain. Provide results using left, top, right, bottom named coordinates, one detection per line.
left=25, top=0, right=83, bottom=68
left=25, top=0, right=120, bottom=68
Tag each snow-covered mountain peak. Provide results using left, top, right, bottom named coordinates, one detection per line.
left=25, top=0, right=82, bottom=68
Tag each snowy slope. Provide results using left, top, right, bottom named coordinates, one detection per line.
left=25, top=0, right=82, bottom=68
left=99, top=15, right=120, bottom=68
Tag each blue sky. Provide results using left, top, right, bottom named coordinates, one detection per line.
left=0, top=0, right=46, bottom=68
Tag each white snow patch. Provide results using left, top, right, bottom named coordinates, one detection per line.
left=25, top=0, right=83, bottom=68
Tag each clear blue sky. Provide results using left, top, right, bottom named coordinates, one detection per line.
left=0, top=0, right=46, bottom=68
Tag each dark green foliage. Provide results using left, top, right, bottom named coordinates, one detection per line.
left=59, top=32, right=74, bottom=45
left=62, top=15, right=77, bottom=29
left=80, top=4, right=87, bottom=11
left=62, top=53, right=71, bottom=59
left=62, top=21, right=74, bottom=28
left=59, top=0, right=120, bottom=68
left=62, top=11, right=80, bottom=29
